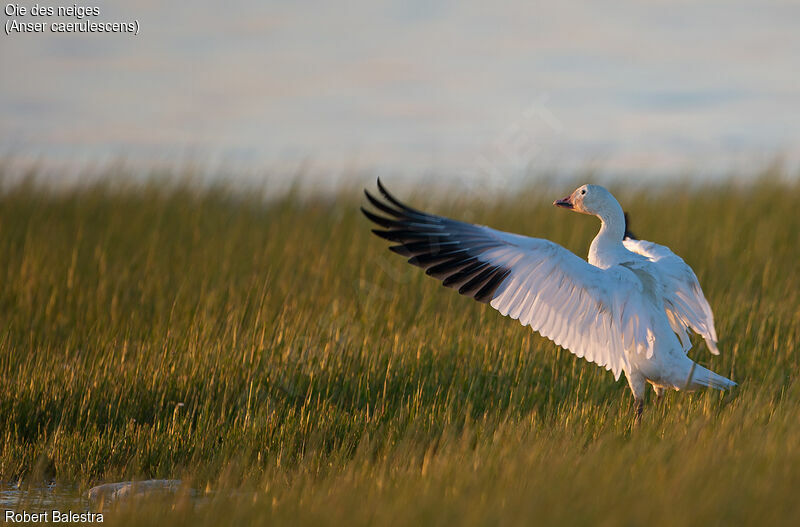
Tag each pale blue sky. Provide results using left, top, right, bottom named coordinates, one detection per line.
left=1, top=1, right=798, bottom=182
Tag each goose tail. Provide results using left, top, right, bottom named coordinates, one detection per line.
left=686, top=363, right=736, bottom=391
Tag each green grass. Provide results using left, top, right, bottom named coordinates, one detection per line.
left=1, top=171, right=799, bottom=525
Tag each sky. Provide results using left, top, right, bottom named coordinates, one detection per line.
left=1, top=0, right=799, bottom=184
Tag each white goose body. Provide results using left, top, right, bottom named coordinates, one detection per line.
left=363, top=181, right=735, bottom=418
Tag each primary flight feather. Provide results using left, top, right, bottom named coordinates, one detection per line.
left=362, top=180, right=735, bottom=420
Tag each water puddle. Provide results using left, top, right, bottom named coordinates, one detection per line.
left=0, top=482, right=90, bottom=516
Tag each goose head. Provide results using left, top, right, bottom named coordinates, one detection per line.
left=553, top=184, right=617, bottom=217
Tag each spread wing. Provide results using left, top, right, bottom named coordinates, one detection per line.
left=623, top=238, right=720, bottom=354
left=362, top=180, right=657, bottom=380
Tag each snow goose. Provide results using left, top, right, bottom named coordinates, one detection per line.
left=362, top=180, right=735, bottom=421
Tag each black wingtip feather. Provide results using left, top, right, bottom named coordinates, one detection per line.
left=364, top=189, right=405, bottom=218
left=474, top=268, right=511, bottom=303
left=376, top=178, right=425, bottom=216
left=441, top=259, right=487, bottom=286
left=458, top=265, right=502, bottom=296
left=363, top=180, right=513, bottom=305
left=388, top=245, right=413, bottom=256
left=371, top=229, right=400, bottom=242
left=407, top=248, right=471, bottom=268
left=361, top=207, right=403, bottom=229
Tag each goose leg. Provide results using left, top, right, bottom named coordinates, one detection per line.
left=653, top=385, right=665, bottom=405
left=634, top=399, right=644, bottom=425
left=625, top=371, right=647, bottom=426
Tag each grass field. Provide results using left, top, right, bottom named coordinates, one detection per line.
left=1, top=171, right=799, bottom=525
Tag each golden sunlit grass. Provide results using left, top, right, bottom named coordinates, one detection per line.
left=1, top=171, right=798, bottom=525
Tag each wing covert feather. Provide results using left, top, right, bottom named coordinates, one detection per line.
left=623, top=238, right=719, bottom=354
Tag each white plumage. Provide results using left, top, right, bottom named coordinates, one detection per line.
left=362, top=180, right=735, bottom=419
